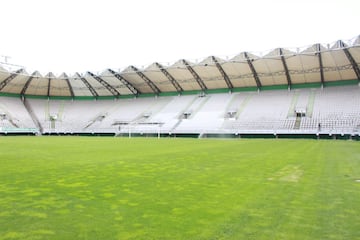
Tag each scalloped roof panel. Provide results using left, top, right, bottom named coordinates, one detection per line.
left=0, top=36, right=359, bottom=97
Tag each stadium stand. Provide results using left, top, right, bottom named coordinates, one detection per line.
left=0, top=97, right=37, bottom=133
left=0, top=85, right=359, bottom=138
left=176, top=93, right=232, bottom=133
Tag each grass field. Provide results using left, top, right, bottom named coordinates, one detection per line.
left=0, top=137, right=359, bottom=240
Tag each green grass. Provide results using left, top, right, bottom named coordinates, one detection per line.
left=0, top=137, right=360, bottom=240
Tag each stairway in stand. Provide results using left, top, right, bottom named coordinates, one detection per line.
left=294, top=116, right=301, bottom=129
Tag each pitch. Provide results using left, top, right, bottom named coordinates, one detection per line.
left=0, top=137, right=359, bottom=239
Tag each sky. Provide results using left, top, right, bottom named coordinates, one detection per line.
left=0, top=0, right=359, bottom=75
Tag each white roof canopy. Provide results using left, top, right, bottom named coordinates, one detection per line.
left=0, top=36, right=359, bottom=97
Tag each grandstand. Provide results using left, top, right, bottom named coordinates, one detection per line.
left=0, top=36, right=359, bottom=139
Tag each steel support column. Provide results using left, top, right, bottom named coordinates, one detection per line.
left=87, top=71, right=121, bottom=97
left=182, top=59, right=207, bottom=91
left=316, top=44, right=325, bottom=86
left=76, top=73, right=99, bottom=98
left=47, top=77, right=51, bottom=97
left=0, top=68, right=24, bottom=91
left=107, top=68, right=139, bottom=95
left=62, top=73, right=75, bottom=98
left=338, top=41, right=360, bottom=80
left=130, top=66, right=161, bottom=94
left=155, top=62, right=183, bottom=92
left=244, top=52, right=262, bottom=89
left=21, top=71, right=37, bottom=96
left=279, top=48, right=292, bottom=89
left=211, top=56, right=233, bottom=89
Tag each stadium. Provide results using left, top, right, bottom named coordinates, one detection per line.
left=1, top=35, right=360, bottom=240
left=1, top=36, right=360, bottom=139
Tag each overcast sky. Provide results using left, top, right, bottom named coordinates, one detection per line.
left=0, top=0, right=359, bottom=75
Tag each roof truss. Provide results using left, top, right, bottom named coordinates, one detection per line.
left=107, top=68, right=140, bottom=95
left=182, top=59, right=207, bottom=91
left=211, top=56, right=233, bottom=89
left=76, top=73, right=99, bottom=98
left=21, top=71, right=37, bottom=96
left=338, top=41, right=360, bottom=80
left=244, top=52, right=262, bottom=89
left=87, top=71, right=121, bottom=97
left=130, top=66, right=161, bottom=94
left=155, top=62, right=183, bottom=92
left=63, top=73, right=75, bottom=98
left=315, top=44, right=325, bottom=86
left=47, top=75, right=51, bottom=97
left=0, top=68, right=24, bottom=91
left=279, top=49, right=292, bottom=88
